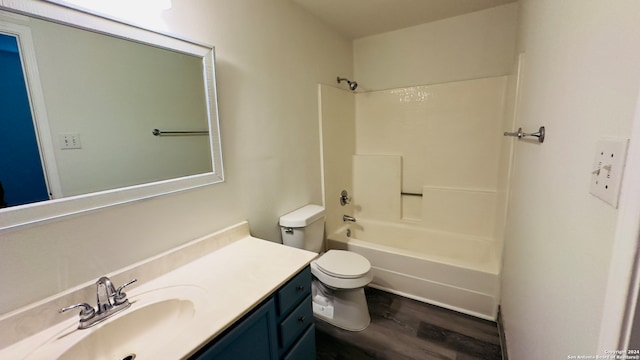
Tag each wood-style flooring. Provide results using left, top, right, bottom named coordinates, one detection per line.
left=315, top=287, right=502, bottom=360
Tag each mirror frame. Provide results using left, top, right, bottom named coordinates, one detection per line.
left=0, top=0, right=224, bottom=230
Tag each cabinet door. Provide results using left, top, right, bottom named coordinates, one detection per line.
left=284, top=324, right=316, bottom=360
left=193, top=298, right=278, bottom=360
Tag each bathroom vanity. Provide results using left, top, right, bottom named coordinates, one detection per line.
left=0, top=222, right=317, bottom=359
left=192, top=267, right=315, bottom=360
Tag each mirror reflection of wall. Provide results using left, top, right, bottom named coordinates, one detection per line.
left=0, top=14, right=214, bottom=208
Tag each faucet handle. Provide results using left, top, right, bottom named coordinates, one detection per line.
left=114, top=278, right=137, bottom=305
left=59, top=303, right=96, bottom=321
left=340, top=190, right=352, bottom=206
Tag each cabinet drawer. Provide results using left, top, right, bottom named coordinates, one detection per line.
left=279, top=295, right=313, bottom=352
left=283, top=324, right=316, bottom=360
left=277, top=267, right=311, bottom=316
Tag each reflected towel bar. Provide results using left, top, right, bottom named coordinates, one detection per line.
left=401, top=192, right=423, bottom=197
left=152, top=129, right=209, bottom=136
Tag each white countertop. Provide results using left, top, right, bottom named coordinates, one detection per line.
left=0, top=228, right=317, bottom=359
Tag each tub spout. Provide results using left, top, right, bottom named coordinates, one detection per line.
left=343, top=215, right=356, bottom=223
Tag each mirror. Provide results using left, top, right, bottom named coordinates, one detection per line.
left=0, top=1, right=223, bottom=229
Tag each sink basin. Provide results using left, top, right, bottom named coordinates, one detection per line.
left=60, top=298, right=194, bottom=360
left=26, top=285, right=207, bottom=360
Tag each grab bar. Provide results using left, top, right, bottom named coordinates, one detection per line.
left=152, top=128, right=209, bottom=136
left=503, top=126, right=545, bottom=143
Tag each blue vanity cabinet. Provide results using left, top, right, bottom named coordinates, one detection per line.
left=191, top=298, right=279, bottom=360
left=190, top=266, right=315, bottom=360
left=276, top=267, right=315, bottom=359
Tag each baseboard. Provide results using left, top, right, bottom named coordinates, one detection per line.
left=497, top=305, right=509, bottom=360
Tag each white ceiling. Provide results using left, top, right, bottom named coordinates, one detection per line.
left=292, top=0, right=517, bottom=39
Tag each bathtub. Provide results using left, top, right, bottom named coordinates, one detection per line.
left=327, top=219, right=501, bottom=320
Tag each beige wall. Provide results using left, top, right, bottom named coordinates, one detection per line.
left=0, top=0, right=352, bottom=315
left=500, top=0, right=640, bottom=358
left=353, top=3, right=518, bottom=90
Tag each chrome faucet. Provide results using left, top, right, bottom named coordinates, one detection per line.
left=60, top=276, right=137, bottom=329
left=96, top=276, right=116, bottom=314
left=343, top=215, right=356, bottom=223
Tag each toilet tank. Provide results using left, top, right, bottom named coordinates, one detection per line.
left=279, top=204, right=325, bottom=253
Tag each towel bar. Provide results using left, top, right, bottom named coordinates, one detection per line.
left=152, top=128, right=209, bottom=136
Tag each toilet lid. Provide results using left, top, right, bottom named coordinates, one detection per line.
left=315, top=250, right=371, bottom=279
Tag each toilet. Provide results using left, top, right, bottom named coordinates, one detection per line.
left=279, top=204, right=373, bottom=331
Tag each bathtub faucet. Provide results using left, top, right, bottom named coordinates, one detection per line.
left=343, top=215, right=357, bottom=223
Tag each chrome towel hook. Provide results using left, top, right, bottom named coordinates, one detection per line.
left=504, top=126, right=545, bottom=143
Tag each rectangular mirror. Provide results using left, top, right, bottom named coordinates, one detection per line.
left=0, top=1, right=223, bottom=229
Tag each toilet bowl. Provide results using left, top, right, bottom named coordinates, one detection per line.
left=309, top=250, right=373, bottom=331
left=279, top=205, right=372, bottom=331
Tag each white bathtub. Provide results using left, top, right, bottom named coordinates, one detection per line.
left=327, top=219, right=500, bottom=320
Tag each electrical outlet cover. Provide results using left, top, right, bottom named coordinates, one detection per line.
left=589, top=138, right=629, bottom=208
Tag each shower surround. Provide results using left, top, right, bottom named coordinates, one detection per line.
left=319, top=74, right=516, bottom=319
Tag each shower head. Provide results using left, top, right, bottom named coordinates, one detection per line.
left=337, top=76, right=358, bottom=91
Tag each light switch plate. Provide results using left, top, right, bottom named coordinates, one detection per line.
left=59, top=133, right=81, bottom=149
left=590, top=138, right=629, bottom=208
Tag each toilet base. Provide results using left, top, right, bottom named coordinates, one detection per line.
left=312, top=282, right=370, bottom=331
